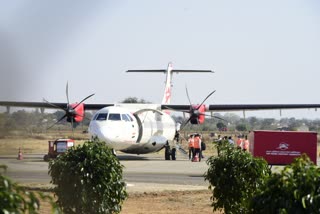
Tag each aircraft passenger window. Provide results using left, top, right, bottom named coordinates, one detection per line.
left=108, top=113, right=121, bottom=121
left=121, top=114, right=130, bottom=122
left=96, top=113, right=108, bottom=120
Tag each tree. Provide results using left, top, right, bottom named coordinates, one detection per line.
left=0, top=165, right=58, bottom=213
left=223, top=113, right=241, bottom=124
left=250, top=154, right=320, bottom=213
left=0, top=113, right=8, bottom=136
left=248, top=117, right=258, bottom=130
left=287, top=117, right=303, bottom=131
left=236, top=123, right=247, bottom=132
left=205, top=141, right=270, bottom=213
left=121, top=97, right=150, bottom=103
left=260, top=118, right=276, bottom=130
left=216, top=122, right=227, bottom=131
left=49, top=140, right=127, bottom=214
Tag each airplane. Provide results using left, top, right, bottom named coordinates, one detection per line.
left=1, top=62, right=320, bottom=160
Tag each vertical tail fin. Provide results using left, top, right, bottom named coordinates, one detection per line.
left=161, top=62, right=173, bottom=105
left=126, top=62, right=213, bottom=106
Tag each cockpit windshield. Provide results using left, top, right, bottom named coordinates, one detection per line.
left=121, top=114, right=130, bottom=122
left=94, top=112, right=132, bottom=121
left=108, top=113, right=121, bottom=121
left=95, top=113, right=108, bottom=120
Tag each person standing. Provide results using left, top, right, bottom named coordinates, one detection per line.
left=200, top=136, right=206, bottom=159
left=236, top=135, right=243, bottom=149
left=188, top=134, right=195, bottom=160
left=241, top=135, right=250, bottom=151
left=193, top=134, right=202, bottom=162
left=228, top=136, right=235, bottom=146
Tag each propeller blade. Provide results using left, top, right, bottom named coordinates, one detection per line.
left=73, top=93, right=95, bottom=109
left=185, top=86, right=192, bottom=105
left=180, top=117, right=192, bottom=131
left=71, top=118, right=74, bottom=128
left=213, top=115, right=227, bottom=122
left=198, top=112, right=227, bottom=122
left=66, top=82, right=70, bottom=105
left=197, top=90, right=216, bottom=110
left=47, top=114, right=67, bottom=130
left=43, top=98, right=66, bottom=111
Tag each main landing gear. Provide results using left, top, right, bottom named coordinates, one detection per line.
left=164, top=142, right=176, bottom=160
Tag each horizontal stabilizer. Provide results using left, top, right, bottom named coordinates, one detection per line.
left=126, top=69, right=213, bottom=73
left=126, top=70, right=166, bottom=73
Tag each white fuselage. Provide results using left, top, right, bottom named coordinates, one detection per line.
left=88, top=104, right=176, bottom=154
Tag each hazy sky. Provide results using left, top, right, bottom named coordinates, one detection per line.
left=0, top=0, right=320, bottom=119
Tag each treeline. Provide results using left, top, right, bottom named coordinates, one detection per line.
left=0, top=110, right=93, bottom=136
left=174, top=112, right=320, bottom=132
left=1, top=110, right=320, bottom=136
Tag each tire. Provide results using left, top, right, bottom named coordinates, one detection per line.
left=165, top=145, right=171, bottom=160
left=171, top=148, right=176, bottom=160
left=43, top=154, right=49, bottom=162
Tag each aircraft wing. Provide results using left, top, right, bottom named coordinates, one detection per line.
left=161, top=104, right=320, bottom=111
left=2, top=101, right=320, bottom=112
left=0, top=101, right=114, bottom=111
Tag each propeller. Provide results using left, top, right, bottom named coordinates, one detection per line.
left=180, top=87, right=225, bottom=130
left=45, top=82, right=94, bottom=130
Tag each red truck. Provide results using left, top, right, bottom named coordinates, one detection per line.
left=43, top=138, right=75, bottom=161
left=248, top=130, right=317, bottom=165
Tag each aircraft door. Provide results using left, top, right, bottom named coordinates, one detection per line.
left=121, top=114, right=139, bottom=143
left=133, top=114, right=143, bottom=143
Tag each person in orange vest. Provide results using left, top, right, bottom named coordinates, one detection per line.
left=241, top=135, right=250, bottom=151
left=188, top=134, right=195, bottom=160
left=193, top=134, right=202, bottom=162
left=236, top=135, right=243, bottom=149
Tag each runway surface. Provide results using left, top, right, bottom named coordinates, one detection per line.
left=0, top=152, right=210, bottom=192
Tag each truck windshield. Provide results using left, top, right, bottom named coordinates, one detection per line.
left=56, top=142, right=67, bottom=153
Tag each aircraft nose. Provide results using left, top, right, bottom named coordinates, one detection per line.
left=89, top=123, right=112, bottom=142
left=98, top=126, right=120, bottom=142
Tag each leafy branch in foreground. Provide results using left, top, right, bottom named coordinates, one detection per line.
left=250, top=154, right=320, bottom=214
left=205, top=141, right=270, bottom=213
left=0, top=165, right=58, bottom=213
left=49, top=140, right=127, bottom=214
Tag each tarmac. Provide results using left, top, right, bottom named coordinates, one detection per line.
left=2, top=151, right=318, bottom=193
left=0, top=152, right=210, bottom=193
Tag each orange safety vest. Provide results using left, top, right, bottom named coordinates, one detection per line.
left=188, top=138, right=194, bottom=148
left=193, top=137, right=201, bottom=149
left=243, top=140, right=249, bottom=150
left=236, top=138, right=242, bottom=147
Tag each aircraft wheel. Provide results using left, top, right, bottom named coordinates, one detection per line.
left=165, top=153, right=171, bottom=160
left=165, top=145, right=171, bottom=160
left=171, top=148, right=176, bottom=160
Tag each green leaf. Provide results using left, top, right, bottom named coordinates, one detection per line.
left=48, top=139, right=127, bottom=214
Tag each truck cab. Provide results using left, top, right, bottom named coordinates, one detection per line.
left=43, top=138, right=75, bottom=161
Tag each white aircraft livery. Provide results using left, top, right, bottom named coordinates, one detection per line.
left=1, top=62, right=320, bottom=159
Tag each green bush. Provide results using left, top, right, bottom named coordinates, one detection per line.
left=0, top=165, right=57, bottom=213
left=250, top=154, right=320, bottom=213
left=205, top=140, right=271, bottom=213
left=49, top=140, right=127, bottom=214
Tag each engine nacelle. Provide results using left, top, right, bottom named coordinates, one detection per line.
left=190, top=104, right=206, bottom=124
left=67, top=103, right=85, bottom=123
